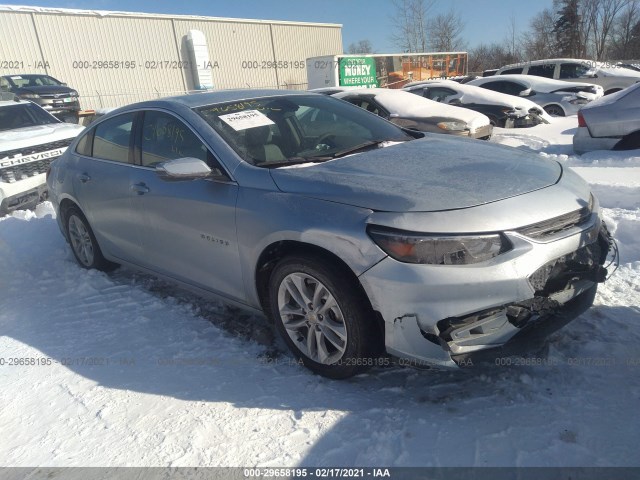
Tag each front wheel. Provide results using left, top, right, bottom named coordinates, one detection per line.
left=268, top=255, right=378, bottom=379
left=544, top=105, right=565, bottom=117
left=65, top=206, right=118, bottom=271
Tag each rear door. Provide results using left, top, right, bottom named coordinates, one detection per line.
left=72, top=112, right=141, bottom=261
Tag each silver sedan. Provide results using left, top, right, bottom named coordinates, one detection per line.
left=47, top=90, right=611, bottom=379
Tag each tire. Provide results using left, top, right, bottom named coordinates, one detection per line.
left=614, top=130, right=640, bottom=150
left=268, top=255, right=378, bottom=379
left=544, top=105, right=565, bottom=117
left=65, top=206, right=118, bottom=271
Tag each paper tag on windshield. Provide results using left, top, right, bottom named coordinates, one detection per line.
left=219, top=110, right=275, bottom=131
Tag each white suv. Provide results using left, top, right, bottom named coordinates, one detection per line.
left=0, top=99, right=84, bottom=214
left=495, top=58, right=640, bottom=95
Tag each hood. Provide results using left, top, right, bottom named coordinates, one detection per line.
left=0, top=123, right=84, bottom=152
left=270, top=136, right=562, bottom=212
left=14, top=85, right=75, bottom=96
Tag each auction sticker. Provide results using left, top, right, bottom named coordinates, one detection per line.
left=219, top=110, right=274, bottom=131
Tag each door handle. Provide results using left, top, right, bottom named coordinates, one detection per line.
left=78, top=173, right=91, bottom=183
left=131, top=182, right=150, bottom=195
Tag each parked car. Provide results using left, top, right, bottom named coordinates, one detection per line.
left=48, top=90, right=611, bottom=379
left=332, top=88, right=493, bottom=139
left=0, top=74, right=81, bottom=123
left=403, top=80, right=550, bottom=128
left=0, top=99, right=84, bottom=214
left=574, top=82, right=640, bottom=154
left=468, top=74, right=603, bottom=116
left=495, top=58, right=640, bottom=95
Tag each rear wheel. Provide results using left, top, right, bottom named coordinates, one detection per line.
left=65, top=206, right=118, bottom=271
left=268, top=255, right=379, bottom=379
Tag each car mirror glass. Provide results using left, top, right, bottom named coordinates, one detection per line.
left=156, top=157, right=213, bottom=180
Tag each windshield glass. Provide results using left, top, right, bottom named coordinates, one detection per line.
left=195, top=94, right=414, bottom=167
left=8, top=75, right=62, bottom=88
left=0, top=103, right=60, bottom=132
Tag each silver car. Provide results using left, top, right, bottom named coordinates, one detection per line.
left=468, top=75, right=603, bottom=117
left=574, top=82, right=640, bottom=154
left=47, top=90, right=611, bottom=379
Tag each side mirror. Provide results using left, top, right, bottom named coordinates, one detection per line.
left=519, top=88, right=534, bottom=97
left=448, top=98, right=462, bottom=105
left=156, top=157, right=219, bottom=181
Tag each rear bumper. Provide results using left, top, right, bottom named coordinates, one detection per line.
left=573, top=127, right=620, bottom=154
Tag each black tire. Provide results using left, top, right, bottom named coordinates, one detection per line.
left=544, top=105, right=565, bottom=117
left=614, top=130, right=640, bottom=150
left=268, top=255, right=379, bottom=379
left=64, top=206, right=118, bottom=271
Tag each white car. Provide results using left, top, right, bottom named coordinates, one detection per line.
left=468, top=74, right=603, bottom=117
left=333, top=88, right=493, bottom=139
left=404, top=80, right=552, bottom=127
left=0, top=99, right=84, bottom=214
left=574, top=82, right=640, bottom=154
left=495, top=58, right=640, bottom=95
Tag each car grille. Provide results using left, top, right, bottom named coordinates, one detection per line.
left=39, top=93, right=73, bottom=99
left=0, top=139, right=73, bottom=183
left=516, top=202, right=592, bottom=240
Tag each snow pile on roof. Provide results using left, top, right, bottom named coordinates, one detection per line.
left=334, top=88, right=489, bottom=128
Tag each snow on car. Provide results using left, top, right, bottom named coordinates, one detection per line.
left=333, top=88, right=493, bottom=139
left=404, top=79, right=552, bottom=127
left=495, top=58, right=640, bottom=95
left=468, top=74, right=603, bottom=117
left=0, top=99, right=84, bottom=215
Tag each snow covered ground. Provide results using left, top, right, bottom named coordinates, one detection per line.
left=1, top=117, right=639, bottom=468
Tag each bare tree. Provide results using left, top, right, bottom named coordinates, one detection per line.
left=347, top=39, right=374, bottom=54
left=468, top=43, right=521, bottom=74
left=523, top=8, right=561, bottom=59
left=428, top=9, right=467, bottom=51
left=610, top=0, right=640, bottom=57
left=390, top=0, right=435, bottom=52
left=583, top=0, right=630, bottom=58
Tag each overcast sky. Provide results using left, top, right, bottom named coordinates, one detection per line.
left=15, top=0, right=557, bottom=53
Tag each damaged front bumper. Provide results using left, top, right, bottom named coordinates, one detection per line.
left=359, top=213, right=612, bottom=368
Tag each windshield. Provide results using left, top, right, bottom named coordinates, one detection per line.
left=0, top=103, right=60, bottom=131
left=7, top=75, right=62, bottom=88
left=195, top=94, right=414, bottom=167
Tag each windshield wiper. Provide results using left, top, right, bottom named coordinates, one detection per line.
left=330, top=140, right=386, bottom=159
left=259, top=156, right=334, bottom=168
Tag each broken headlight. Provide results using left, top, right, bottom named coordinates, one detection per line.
left=368, top=227, right=511, bottom=265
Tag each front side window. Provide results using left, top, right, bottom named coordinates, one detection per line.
left=92, top=113, right=134, bottom=163
left=141, top=111, right=209, bottom=167
left=560, top=62, right=591, bottom=79
left=528, top=64, right=555, bottom=78
left=196, top=95, right=412, bottom=167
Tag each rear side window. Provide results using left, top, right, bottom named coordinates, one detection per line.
left=75, top=131, right=93, bottom=156
left=501, top=68, right=523, bottom=75
left=528, top=64, right=555, bottom=78
left=92, top=113, right=135, bottom=163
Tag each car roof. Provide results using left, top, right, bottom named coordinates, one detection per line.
left=130, top=89, right=314, bottom=110
left=499, top=58, right=588, bottom=70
